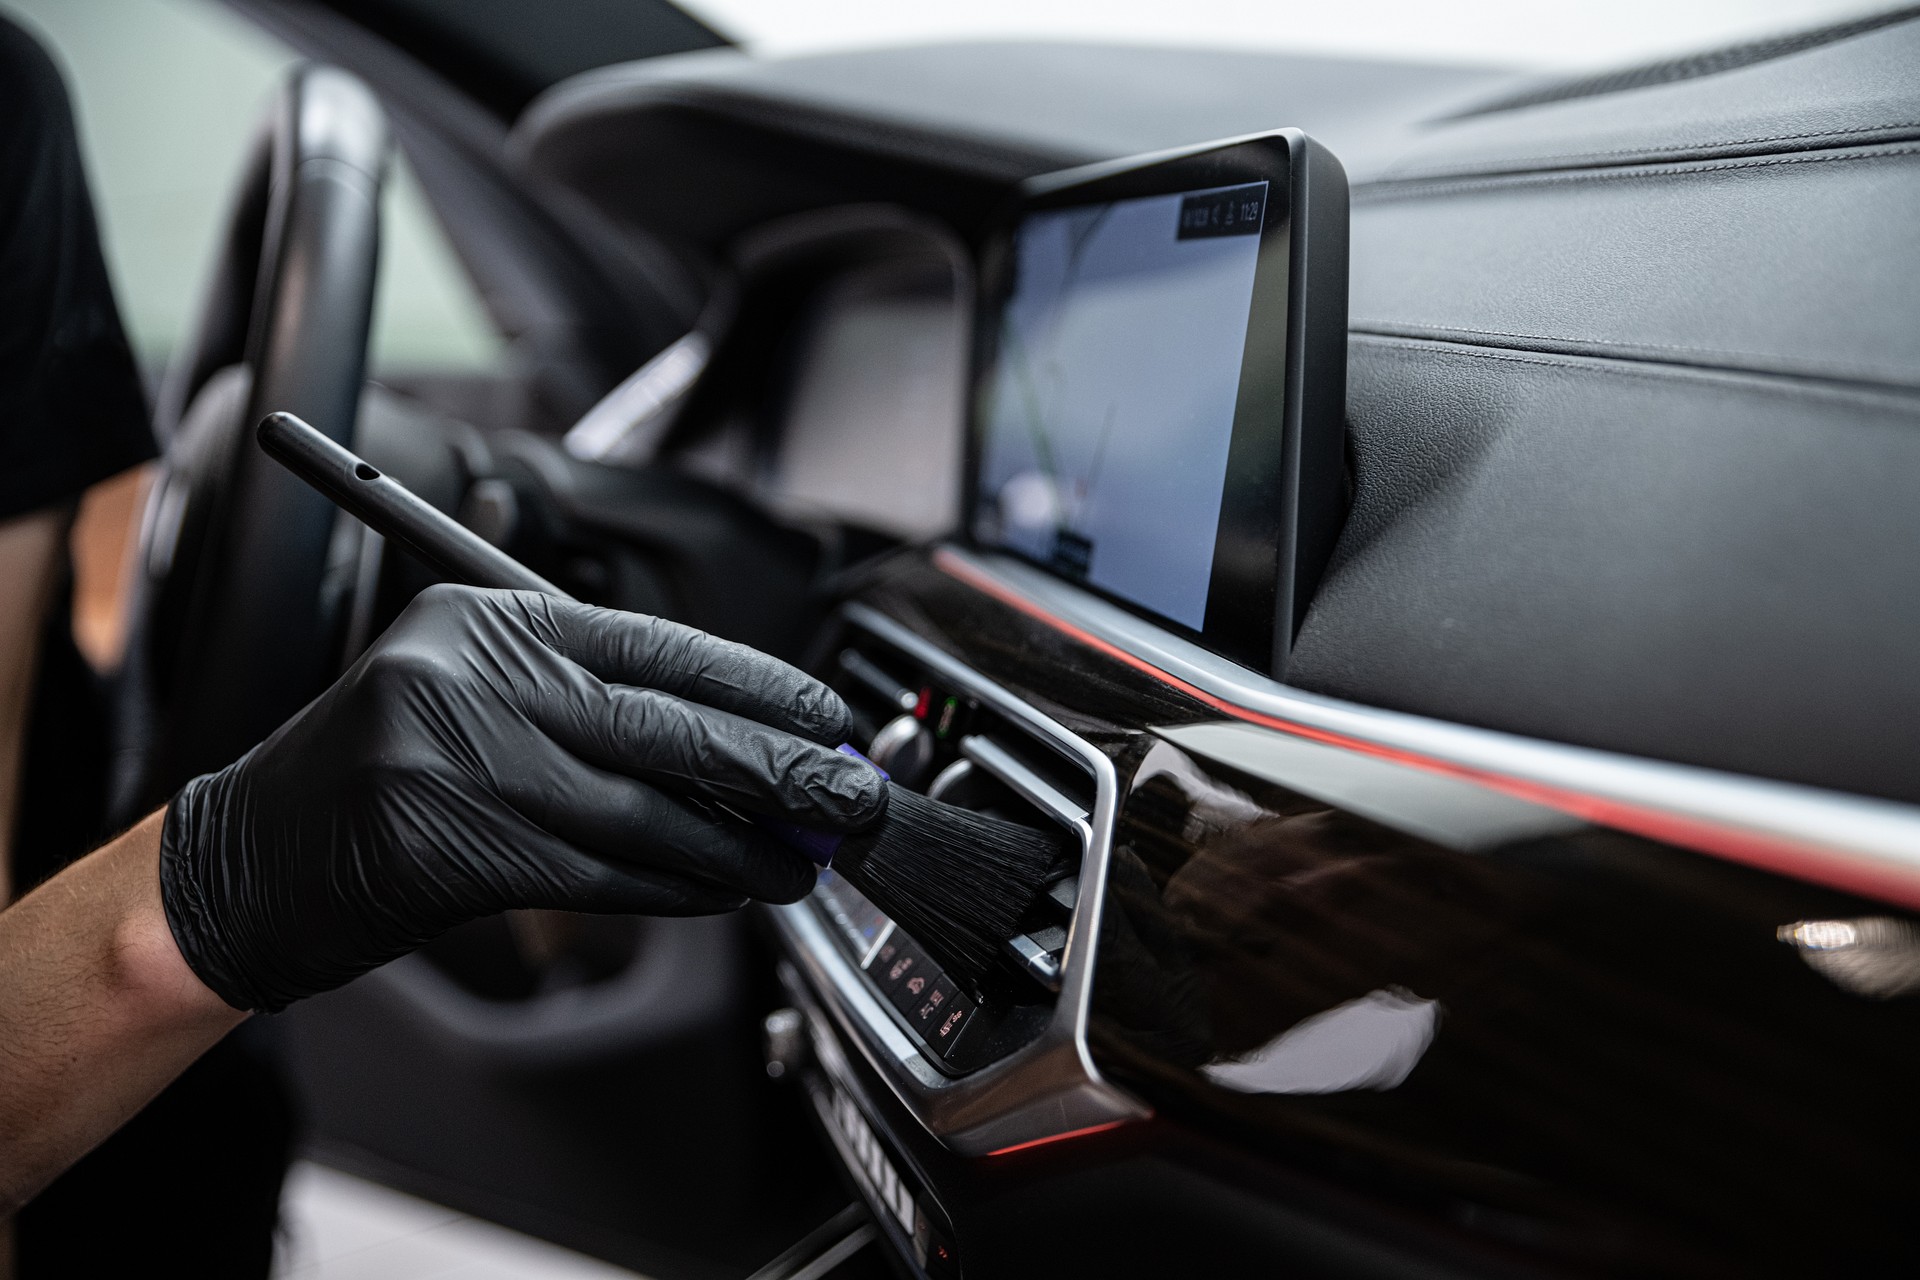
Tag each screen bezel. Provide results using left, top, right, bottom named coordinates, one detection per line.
left=965, top=132, right=1301, bottom=671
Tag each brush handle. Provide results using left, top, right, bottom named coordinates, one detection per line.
left=256, top=412, right=572, bottom=600
left=258, top=410, right=860, bottom=867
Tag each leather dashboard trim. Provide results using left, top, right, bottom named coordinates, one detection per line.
left=1345, top=335, right=1920, bottom=408
left=1370, top=120, right=1920, bottom=183
left=1356, top=139, right=1920, bottom=202
left=1346, top=328, right=1920, bottom=398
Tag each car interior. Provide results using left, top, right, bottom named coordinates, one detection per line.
left=26, top=0, right=1920, bottom=1275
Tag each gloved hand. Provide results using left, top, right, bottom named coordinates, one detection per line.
left=159, top=584, right=885, bottom=1013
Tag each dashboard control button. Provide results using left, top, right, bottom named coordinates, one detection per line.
left=872, top=936, right=921, bottom=990
left=889, top=963, right=936, bottom=1017
left=910, top=975, right=959, bottom=1030
left=925, top=983, right=975, bottom=1056
left=872, top=936, right=936, bottom=1016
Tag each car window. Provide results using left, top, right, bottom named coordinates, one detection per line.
left=1, top=0, right=504, bottom=382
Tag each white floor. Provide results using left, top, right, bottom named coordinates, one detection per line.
left=273, top=1161, right=653, bottom=1280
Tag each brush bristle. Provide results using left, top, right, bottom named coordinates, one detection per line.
left=833, top=783, right=1060, bottom=992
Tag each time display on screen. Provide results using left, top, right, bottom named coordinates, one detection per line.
left=1177, top=183, right=1267, bottom=240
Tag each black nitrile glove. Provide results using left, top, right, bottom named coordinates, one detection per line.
left=160, top=584, right=885, bottom=1013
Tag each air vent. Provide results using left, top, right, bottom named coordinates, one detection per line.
left=772, top=602, right=1143, bottom=1153
left=809, top=625, right=1098, bottom=1074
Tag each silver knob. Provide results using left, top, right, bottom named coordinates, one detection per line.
left=867, top=714, right=934, bottom=788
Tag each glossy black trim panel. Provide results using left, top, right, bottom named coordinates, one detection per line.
left=834, top=544, right=1920, bottom=1275
left=1092, top=729, right=1920, bottom=1273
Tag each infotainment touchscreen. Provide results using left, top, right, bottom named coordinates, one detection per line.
left=968, top=130, right=1348, bottom=674
left=976, top=184, right=1266, bottom=629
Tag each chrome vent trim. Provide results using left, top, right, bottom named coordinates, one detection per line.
left=769, top=604, right=1148, bottom=1155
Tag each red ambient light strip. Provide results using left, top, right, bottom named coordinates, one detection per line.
left=988, top=1120, right=1130, bottom=1157
left=933, top=549, right=1920, bottom=912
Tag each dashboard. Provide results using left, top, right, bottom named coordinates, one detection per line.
left=495, top=20, right=1920, bottom=1278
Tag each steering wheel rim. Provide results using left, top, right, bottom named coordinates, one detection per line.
left=119, top=65, right=389, bottom=816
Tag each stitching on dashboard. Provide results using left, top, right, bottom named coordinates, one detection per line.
left=1355, top=142, right=1920, bottom=201
left=1350, top=319, right=1918, bottom=386
left=1349, top=333, right=1920, bottom=412
left=1379, top=120, right=1920, bottom=181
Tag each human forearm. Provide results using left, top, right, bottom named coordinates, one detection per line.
left=0, top=809, right=244, bottom=1213
left=0, top=586, right=874, bottom=1207
left=0, top=506, right=69, bottom=903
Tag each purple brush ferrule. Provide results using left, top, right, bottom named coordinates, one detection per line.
left=755, top=819, right=844, bottom=867
left=753, top=744, right=886, bottom=867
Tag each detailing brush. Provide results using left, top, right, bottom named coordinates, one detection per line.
left=256, top=411, right=1062, bottom=993
left=757, top=770, right=1059, bottom=990
left=841, top=785, right=1061, bottom=991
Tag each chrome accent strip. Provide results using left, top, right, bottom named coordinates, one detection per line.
left=769, top=603, right=1148, bottom=1156
left=860, top=920, right=896, bottom=971
left=839, top=647, right=919, bottom=714
left=960, top=734, right=1092, bottom=824
left=944, top=545, right=1920, bottom=877
left=779, top=889, right=945, bottom=1085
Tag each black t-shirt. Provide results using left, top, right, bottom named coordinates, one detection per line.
left=4, top=26, right=288, bottom=1276
left=0, top=15, right=156, bottom=518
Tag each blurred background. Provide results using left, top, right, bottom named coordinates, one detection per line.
left=4, top=0, right=501, bottom=379
left=5, top=0, right=508, bottom=670
left=3, top=0, right=1887, bottom=669
left=1, top=0, right=1891, bottom=386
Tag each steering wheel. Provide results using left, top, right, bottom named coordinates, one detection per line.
left=117, top=66, right=389, bottom=816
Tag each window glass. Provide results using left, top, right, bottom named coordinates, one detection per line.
left=372, top=160, right=506, bottom=373
left=1, top=0, right=503, bottom=377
